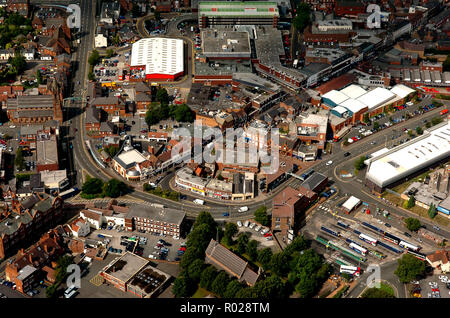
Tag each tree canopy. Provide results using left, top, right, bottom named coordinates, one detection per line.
left=103, top=178, right=128, bottom=198
left=428, top=203, right=437, bottom=219
left=81, top=176, right=104, bottom=195
left=354, top=156, right=366, bottom=171
left=394, top=254, right=426, bottom=283
left=404, top=218, right=421, bottom=232
left=254, top=206, right=270, bottom=226
left=292, top=3, right=311, bottom=31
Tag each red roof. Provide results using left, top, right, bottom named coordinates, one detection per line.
left=315, top=73, right=356, bottom=95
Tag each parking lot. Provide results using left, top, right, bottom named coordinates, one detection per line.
left=89, top=228, right=187, bottom=262
left=236, top=220, right=276, bottom=249
left=416, top=274, right=450, bottom=298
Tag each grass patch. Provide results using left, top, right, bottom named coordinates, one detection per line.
left=333, top=285, right=349, bottom=298
left=192, top=287, right=214, bottom=298
left=378, top=282, right=395, bottom=297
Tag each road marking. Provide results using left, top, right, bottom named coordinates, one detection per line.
left=90, top=274, right=104, bottom=286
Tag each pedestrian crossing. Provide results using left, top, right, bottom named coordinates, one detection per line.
left=90, top=274, right=104, bottom=287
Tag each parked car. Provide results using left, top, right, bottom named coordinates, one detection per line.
left=237, top=221, right=243, bottom=227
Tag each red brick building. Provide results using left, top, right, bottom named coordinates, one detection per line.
left=335, top=0, right=365, bottom=16
left=0, top=194, right=64, bottom=259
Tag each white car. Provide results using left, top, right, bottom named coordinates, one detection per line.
left=326, top=160, right=333, bottom=166
left=149, top=255, right=156, bottom=259
left=244, top=221, right=250, bottom=227
left=237, top=221, right=243, bottom=227
left=254, top=225, right=261, bottom=232
left=260, top=227, right=269, bottom=235
left=238, top=206, right=249, bottom=212
left=249, top=223, right=256, bottom=229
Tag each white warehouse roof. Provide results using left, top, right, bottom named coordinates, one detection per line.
left=390, top=84, right=416, bottom=98
left=322, top=90, right=349, bottom=106
left=130, top=38, right=184, bottom=76
left=340, top=84, right=367, bottom=99
left=342, top=196, right=361, bottom=211
left=332, top=105, right=348, bottom=115
left=356, top=87, right=396, bottom=110
left=366, top=122, right=450, bottom=188
left=339, top=98, right=368, bottom=114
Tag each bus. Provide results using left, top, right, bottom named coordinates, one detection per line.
left=59, top=187, right=80, bottom=200
left=359, top=233, right=377, bottom=246
left=320, top=226, right=340, bottom=238
left=406, top=249, right=426, bottom=261
left=64, top=286, right=78, bottom=298
left=399, top=241, right=420, bottom=252
left=383, top=232, right=400, bottom=245
left=340, top=265, right=361, bottom=276
left=349, top=242, right=367, bottom=256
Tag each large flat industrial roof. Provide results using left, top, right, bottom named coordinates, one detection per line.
left=366, top=122, right=450, bottom=188
left=130, top=38, right=183, bottom=76
left=201, top=30, right=251, bottom=58
left=356, top=87, right=396, bottom=110
left=103, top=252, right=149, bottom=283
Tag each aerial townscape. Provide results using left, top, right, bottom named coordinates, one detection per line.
left=0, top=0, right=449, bottom=305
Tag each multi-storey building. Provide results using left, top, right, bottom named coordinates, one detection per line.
left=0, top=194, right=64, bottom=259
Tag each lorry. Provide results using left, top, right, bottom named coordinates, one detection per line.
left=193, top=199, right=205, bottom=205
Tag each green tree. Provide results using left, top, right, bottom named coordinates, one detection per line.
left=246, top=240, right=258, bottom=261
left=404, top=195, right=415, bottom=209
left=223, top=280, right=244, bottom=298
left=270, top=252, right=288, bottom=277
left=88, top=50, right=100, bottom=66
left=14, top=147, right=24, bottom=170
left=88, top=72, right=95, bottom=81
left=154, top=9, right=161, bottom=21
left=45, top=284, right=58, bottom=298
left=36, top=69, right=42, bottom=85
left=404, top=218, right=421, bottom=232
left=81, top=176, right=104, bottom=195
left=428, top=203, right=437, bottom=219
left=199, top=265, right=218, bottom=290
left=394, top=254, right=426, bottom=283
left=363, top=113, right=370, bottom=124
left=415, top=126, right=423, bottom=135
left=173, top=104, right=194, bottom=123
left=354, top=156, right=366, bottom=171
left=10, top=53, right=26, bottom=74
left=187, top=259, right=205, bottom=282
left=292, top=3, right=311, bottom=32
left=145, top=106, right=161, bottom=126
left=252, top=274, right=287, bottom=298
left=211, top=271, right=230, bottom=297
left=254, top=206, right=270, bottom=226
left=284, top=235, right=309, bottom=257
left=172, top=274, right=196, bottom=297
left=104, top=145, right=120, bottom=158
left=106, top=48, right=114, bottom=58
left=373, top=121, right=380, bottom=130
left=223, top=222, right=238, bottom=246
left=156, top=87, right=169, bottom=105
left=55, top=255, right=74, bottom=282
left=257, top=248, right=273, bottom=270
left=431, top=116, right=443, bottom=126
left=103, top=178, right=128, bottom=198
left=235, top=287, right=258, bottom=298
left=236, top=232, right=249, bottom=255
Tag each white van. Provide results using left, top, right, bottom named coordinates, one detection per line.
left=193, top=199, right=205, bottom=205
left=238, top=206, right=248, bottom=212
left=244, top=221, right=250, bottom=227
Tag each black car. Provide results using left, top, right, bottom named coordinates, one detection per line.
left=344, top=152, right=351, bottom=157
left=385, top=223, right=391, bottom=228
left=404, top=232, right=412, bottom=238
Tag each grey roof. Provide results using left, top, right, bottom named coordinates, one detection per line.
left=21, top=194, right=41, bottom=210
left=14, top=110, right=54, bottom=119
left=100, top=121, right=114, bottom=132
left=0, top=213, right=33, bottom=236
left=128, top=204, right=186, bottom=226
left=205, top=239, right=259, bottom=285
left=85, top=106, right=101, bottom=124
left=36, top=135, right=58, bottom=166
left=16, top=265, right=37, bottom=281
left=7, top=95, right=54, bottom=110
left=301, top=172, right=327, bottom=191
